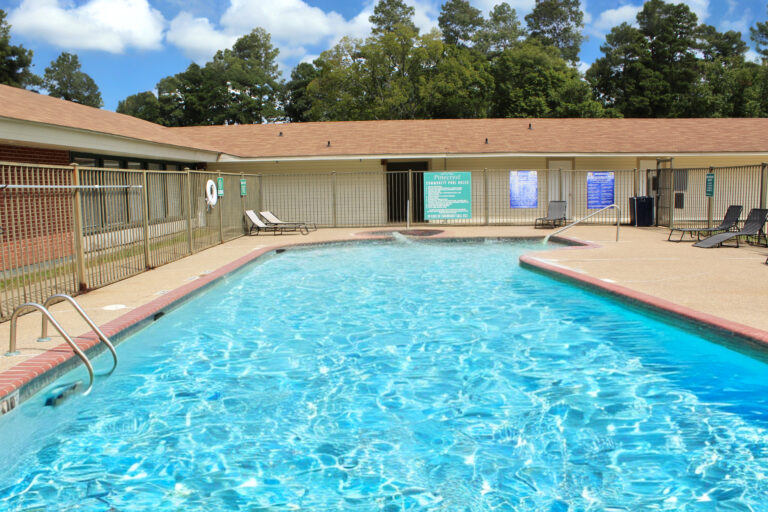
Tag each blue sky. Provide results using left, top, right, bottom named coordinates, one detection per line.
left=3, top=0, right=767, bottom=111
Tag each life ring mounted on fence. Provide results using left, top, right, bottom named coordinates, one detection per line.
left=205, top=179, right=218, bottom=207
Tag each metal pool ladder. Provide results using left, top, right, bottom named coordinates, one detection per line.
left=544, top=204, right=621, bottom=244
left=4, top=294, right=119, bottom=396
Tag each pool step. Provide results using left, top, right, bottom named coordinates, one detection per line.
left=44, top=382, right=82, bottom=407
left=0, top=390, right=19, bottom=416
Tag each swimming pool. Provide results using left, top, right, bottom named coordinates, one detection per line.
left=1, top=239, right=768, bottom=510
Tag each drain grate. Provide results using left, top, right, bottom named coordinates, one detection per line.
left=0, top=391, right=19, bottom=416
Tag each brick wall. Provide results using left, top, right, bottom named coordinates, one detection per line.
left=0, top=144, right=70, bottom=166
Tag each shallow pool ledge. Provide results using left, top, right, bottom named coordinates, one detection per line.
left=519, top=253, right=768, bottom=350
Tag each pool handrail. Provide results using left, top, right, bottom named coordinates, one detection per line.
left=5, top=302, right=95, bottom=395
left=543, top=204, right=621, bottom=244
left=40, top=294, right=118, bottom=375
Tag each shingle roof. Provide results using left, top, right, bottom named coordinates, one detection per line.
left=0, top=84, right=219, bottom=153
left=173, top=118, right=768, bottom=158
left=2, top=84, right=767, bottom=159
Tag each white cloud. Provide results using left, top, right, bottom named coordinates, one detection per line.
left=219, top=0, right=351, bottom=47
left=8, top=0, right=165, bottom=53
left=166, top=0, right=446, bottom=68
left=472, top=0, right=536, bottom=14
left=166, top=12, right=238, bottom=63
left=745, top=50, right=761, bottom=64
left=593, top=5, right=642, bottom=32
left=678, top=0, right=709, bottom=22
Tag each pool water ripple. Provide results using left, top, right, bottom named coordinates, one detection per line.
left=1, top=240, right=768, bottom=510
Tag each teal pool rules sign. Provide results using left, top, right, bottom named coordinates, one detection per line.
left=706, top=173, right=715, bottom=197
left=424, top=172, right=472, bottom=220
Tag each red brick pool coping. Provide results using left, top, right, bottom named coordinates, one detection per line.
left=520, top=236, right=768, bottom=349
left=3, top=233, right=768, bottom=408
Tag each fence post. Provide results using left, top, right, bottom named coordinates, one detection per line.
left=707, top=166, right=714, bottom=229
left=71, top=163, right=88, bottom=291
left=185, top=168, right=193, bottom=254
left=668, top=169, right=675, bottom=229
left=483, top=168, right=489, bottom=226
left=217, top=171, right=224, bottom=244
left=761, top=163, right=768, bottom=210
left=407, top=169, right=413, bottom=227
left=257, top=174, right=263, bottom=214
left=240, top=172, right=246, bottom=234
left=141, top=170, right=151, bottom=269
left=633, top=168, right=638, bottom=198
left=332, top=171, right=338, bottom=228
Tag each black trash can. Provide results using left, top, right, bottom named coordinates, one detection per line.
left=629, top=196, right=654, bottom=226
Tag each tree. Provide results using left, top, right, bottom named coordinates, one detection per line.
left=586, top=0, right=702, bottom=117
left=149, top=28, right=282, bottom=126
left=438, top=0, right=483, bottom=47
left=116, top=91, right=162, bottom=123
left=0, top=9, right=39, bottom=89
left=420, top=45, right=493, bottom=118
left=157, top=64, right=209, bottom=126
left=305, top=28, right=493, bottom=121
left=694, top=25, right=754, bottom=117
left=206, top=28, right=282, bottom=124
left=284, top=62, right=319, bottom=122
left=750, top=5, right=768, bottom=60
left=491, top=42, right=609, bottom=117
left=43, top=52, right=102, bottom=107
left=474, top=3, right=524, bottom=55
left=369, top=0, right=417, bottom=35
left=525, top=0, right=584, bottom=63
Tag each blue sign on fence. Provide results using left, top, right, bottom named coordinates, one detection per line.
left=509, top=170, right=538, bottom=208
left=587, top=172, right=615, bottom=209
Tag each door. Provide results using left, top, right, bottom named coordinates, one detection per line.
left=548, top=160, right=573, bottom=218
left=386, top=161, right=427, bottom=223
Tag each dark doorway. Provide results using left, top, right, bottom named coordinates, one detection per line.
left=386, top=161, right=427, bottom=223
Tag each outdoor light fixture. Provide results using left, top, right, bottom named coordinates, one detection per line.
left=279, top=131, right=283, bottom=136
left=485, top=138, right=488, bottom=144
left=327, top=141, right=331, bottom=147
left=528, top=123, right=533, bottom=130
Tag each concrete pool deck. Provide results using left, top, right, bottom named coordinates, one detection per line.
left=1, top=225, right=767, bottom=406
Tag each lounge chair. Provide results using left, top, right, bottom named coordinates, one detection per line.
left=535, top=201, right=567, bottom=229
left=259, top=211, right=316, bottom=233
left=667, top=205, right=742, bottom=242
left=245, top=210, right=304, bottom=236
left=693, top=208, right=768, bottom=248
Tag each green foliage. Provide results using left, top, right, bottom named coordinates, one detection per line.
left=491, top=42, right=610, bottom=118
left=587, top=0, right=761, bottom=119
left=474, top=3, right=524, bottom=55
left=0, top=9, right=39, bottom=89
left=43, top=52, right=102, bottom=108
left=116, top=91, right=161, bottom=123
left=283, top=62, right=319, bottom=122
left=369, top=0, right=417, bottom=35
left=305, top=28, right=493, bottom=121
left=751, top=6, right=768, bottom=60
left=149, top=28, right=282, bottom=126
left=525, top=0, right=584, bottom=63
left=419, top=45, right=493, bottom=118
left=438, top=0, right=483, bottom=47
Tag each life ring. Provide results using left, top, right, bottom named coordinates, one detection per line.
left=205, top=179, right=218, bottom=207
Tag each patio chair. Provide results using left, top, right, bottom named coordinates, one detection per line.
left=667, top=205, right=742, bottom=242
left=259, top=211, right=315, bottom=233
left=535, top=201, right=567, bottom=229
left=693, top=208, right=768, bottom=248
left=245, top=210, right=304, bottom=236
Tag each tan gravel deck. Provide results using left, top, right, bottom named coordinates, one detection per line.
left=1, top=225, right=767, bottom=379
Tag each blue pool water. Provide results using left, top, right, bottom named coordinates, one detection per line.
left=2, top=239, right=768, bottom=511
